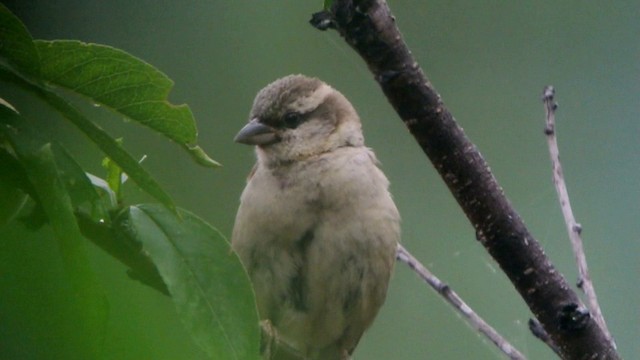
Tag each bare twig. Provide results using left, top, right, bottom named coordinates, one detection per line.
left=397, top=245, right=526, bottom=360
left=528, top=318, right=561, bottom=357
left=542, top=86, right=613, bottom=344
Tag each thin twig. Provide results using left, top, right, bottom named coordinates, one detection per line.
left=528, top=318, right=561, bottom=357
left=541, top=86, right=613, bottom=344
left=397, top=245, right=526, bottom=360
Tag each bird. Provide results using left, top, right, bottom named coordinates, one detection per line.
left=232, top=75, right=400, bottom=360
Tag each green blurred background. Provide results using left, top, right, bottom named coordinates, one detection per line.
left=0, top=1, right=638, bottom=359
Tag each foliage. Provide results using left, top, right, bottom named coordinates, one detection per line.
left=0, top=4, right=259, bottom=359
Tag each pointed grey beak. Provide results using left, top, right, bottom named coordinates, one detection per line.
left=234, top=118, right=279, bottom=146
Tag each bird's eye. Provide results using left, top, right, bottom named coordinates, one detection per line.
left=283, top=112, right=303, bottom=129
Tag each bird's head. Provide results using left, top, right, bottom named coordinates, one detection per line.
left=234, top=75, right=364, bottom=165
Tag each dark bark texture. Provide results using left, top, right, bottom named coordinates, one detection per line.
left=311, top=1, right=618, bottom=359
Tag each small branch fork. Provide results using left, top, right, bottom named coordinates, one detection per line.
left=528, top=318, right=561, bottom=356
left=397, top=245, right=526, bottom=360
left=542, top=86, right=614, bottom=345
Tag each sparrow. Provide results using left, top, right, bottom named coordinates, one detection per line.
left=232, top=75, right=400, bottom=360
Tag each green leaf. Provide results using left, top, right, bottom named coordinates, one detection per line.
left=42, top=91, right=177, bottom=213
left=35, top=40, right=195, bottom=143
left=0, top=105, right=108, bottom=357
left=1, top=6, right=218, bottom=171
left=34, top=40, right=219, bottom=167
left=0, top=61, right=177, bottom=214
left=101, top=138, right=125, bottom=204
left=0, top=154, right=27, bottom=226
left=51, top=143, right=111, bottom=223
left=119, top=204, right=260, bottom=360
left=186, top=144, right=222, bottom=167
left=323, top=0, right=335, bottom=10
left=0, top=101, right=110, bottom=222
left=4, top=73, right=178, bottom=213
left=85, top=172, right=118, bottom=207
left=0, top=4, right=40, bottom=78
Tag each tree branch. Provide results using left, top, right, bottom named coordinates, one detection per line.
left=310, top=1, right=618, bottom=358
left=397, top=245, right=526, bottom=360
left=542, top=86, right=613, bottom=344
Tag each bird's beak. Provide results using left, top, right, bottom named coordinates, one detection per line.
left=234, top=118, right=279, bottom=146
